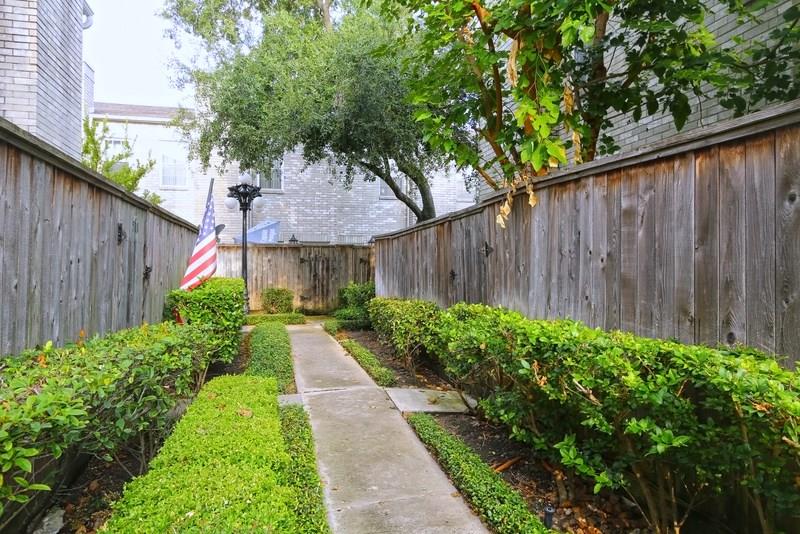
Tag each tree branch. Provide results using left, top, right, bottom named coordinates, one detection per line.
left=356, top=160, right=425, bottom=221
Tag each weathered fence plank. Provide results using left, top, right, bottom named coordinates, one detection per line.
left=375, top=104, right=800, bottom=366
left=776, top=126, right=800, bottom=363
left=216, top=244, right=374, bottom=312
left=0, top=118, right=197, bottom=355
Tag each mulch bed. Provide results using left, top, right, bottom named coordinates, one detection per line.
left=341, top=328, right=652, bottom=534
left=53, top=333, right=253, bottom=533
left=432, top=414, right=653, bottom=534
left=342, top=329, right=451, bottom=390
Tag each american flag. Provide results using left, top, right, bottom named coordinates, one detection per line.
left=180, top=185, right=218, bottom=290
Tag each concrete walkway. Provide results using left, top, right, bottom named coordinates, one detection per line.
left=288, top=323, right=488, bottom=534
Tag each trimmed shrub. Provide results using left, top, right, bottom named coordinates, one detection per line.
left=332, top=281, right=375, bottom=326
left=368, top=297, right=440, bottom=369
left=339, top=339, right=396, bottom=386
left=338, top=281, right=375, bottom=310
left=261, top=287, right=294, bottom=314
left=408, top=413, right=550, bottom=534
left=323, top=319, right=370, bottom=336
left=246, top=312, right=306, bottom=326
left=0, top=323, right=214, bottom=519
left=333, top=306, right=367, bottom=322
left=104, top=376, right=315, bottom=532
left=379, top=299, right=800, bottom=532
left=247, top=322, right=295, bottom=393
left=279, top=405, right=331, bottom=533
left=165, top=277, right=245, bottom=363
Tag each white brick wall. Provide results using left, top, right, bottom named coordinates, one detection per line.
left=0, top=0, right=84, bottom=159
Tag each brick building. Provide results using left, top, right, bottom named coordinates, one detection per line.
left=92, top=102, right=476, bottom=243
left=0, top=0, right=92, bottom=159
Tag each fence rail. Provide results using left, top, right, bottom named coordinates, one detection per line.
left=217, top=244, right=374, bottom=312
left=0, top=117, right=197, bottom=355
left=375, top=100, right=800, bottom=366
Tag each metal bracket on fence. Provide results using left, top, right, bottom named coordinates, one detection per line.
left=480, top=241, right=493, bottom=257
left=143, top=265, right=152, bottom=281
left=117, top=223, right=126, bottom=244
left=449, top=269, right=457, bottom=282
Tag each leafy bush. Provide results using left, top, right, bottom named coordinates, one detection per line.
left=104, top=375, right=322, bottom=532
left=421, top=301, right=800, bottom=533
left=247, top=322, right=295, bottom=393
left=339, top=339, right=396, bottom=387
left=338, top=281, right=375, bottom=310
left=246, top=312, right=306, bottom=326
left=279, top=405, right=331, bottom=533
left=333, top=306, right=367, bottom=322
left=408, top=413, right=550, bottom=534
left=261, top=287, right=294, bottom=314
left=165, top=277, right=245, bottom=363
left=0, top=323, right=214, bottom=520
left=368, top=298, right=440, bottom=369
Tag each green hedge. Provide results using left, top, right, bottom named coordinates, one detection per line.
left=338, top=281, right=375, bottom=310
left=246, top=312, right=306, bottom=326
left=408, top=413, right=549, bottom=534
left=368, top=298, right=440, bottom=368
left=0, top=323, right=214, bottom=520
left=339, top=339, right=396, bottom=387
left=262, top=288, right=294, bottom=314
left=279, top=405, right=330, bottom=534
left=332, top=282, right=375, bottom=326
left=323, top=319, right=341, bottom=336
left=247, top=322, right=295, bottom=393
left=372, top=299, right=800, bottom=532
left=104, top=376, right=328, bottom=533
left=165, top=277, right=245, bottom=363
left=322, top=319, right=370, bottom=335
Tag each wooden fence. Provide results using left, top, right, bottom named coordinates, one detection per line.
left=0, top=117, right=197, bottom=356
left=375, top=101, right=800, bottom=366
left=217, top=244, right=374, bottom=312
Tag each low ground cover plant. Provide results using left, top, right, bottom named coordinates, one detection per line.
left=339, top=338, right=396, bottom=386
left=0, top=323, right=214, bottom=524
left=165, top=277, right=245, bottom=363
left=323, top=319, right=341, bottom=336
left=279, top=405, right=330, bottom=533
left=247, top=322, right=295, bottom=393
left=408, top=413, right=549, bottom=534
left=246, top=312, right=306, bottom=325
left=262, top=287, right=295, bottom=314
left=333, top=281, right=375, bottom=327
left=373, top=299, right=800, bottom=533
left=103, top=375, right=324, bottom=532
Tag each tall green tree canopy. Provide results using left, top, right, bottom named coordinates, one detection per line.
left=375, top=0, right=799, bottom=225
left=166, top=2, right=450, bottom=221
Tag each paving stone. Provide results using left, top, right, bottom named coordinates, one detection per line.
left=385, top=388, right=470, bottom=413
left=289, top=323, right=488, bottom=534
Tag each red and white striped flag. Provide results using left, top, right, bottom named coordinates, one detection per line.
left=180, top=183, right=217, bottom=290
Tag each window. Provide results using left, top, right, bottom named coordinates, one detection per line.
left=379, top=179, right=395, bottom=199
left=161, top=155, right=188, bottom=187
left=252, top=159, right=283, bottom=192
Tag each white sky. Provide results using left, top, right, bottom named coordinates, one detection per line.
left=83, top=0, right=194, bottom=107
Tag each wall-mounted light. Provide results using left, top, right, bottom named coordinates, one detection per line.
left=289, top=234, right=299, bottom=244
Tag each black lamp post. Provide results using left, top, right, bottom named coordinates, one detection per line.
left=225, top=173, right=265, bottom=314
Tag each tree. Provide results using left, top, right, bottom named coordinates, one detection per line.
left=166, top=4, right=456, bottom=221
left=81, top=118, right=162, bottom=205
left=377, top=0, right=799, bottom=226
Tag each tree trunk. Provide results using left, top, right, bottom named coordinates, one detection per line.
left=318, top=0, right=332, bottom=31
left=356, top=160, right=429, bottom=222
left=396, top=159, right=437, bottom=222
